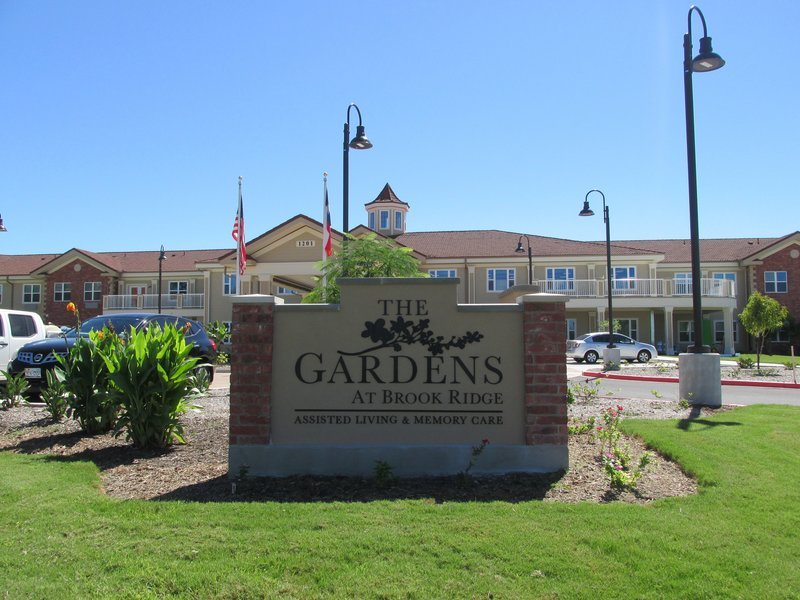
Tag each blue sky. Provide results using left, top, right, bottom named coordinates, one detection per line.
left=0, top=0, right=796, bottom=255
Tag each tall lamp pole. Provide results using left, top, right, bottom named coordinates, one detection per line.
left=579, top=190, right=615, bottom=349
left=684, top=5, right=725, bottom=353
left=157, top=245, right=166, bottom=314
left=0, top=214, right=7, bottom=232
left=515, top=235, right=533, bottom=285
left=342, top=103, right=373, bottom=235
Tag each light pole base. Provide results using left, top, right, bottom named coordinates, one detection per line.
left=678, top=353, right=722, bottom=407
left=602, top=347, right=621, bottom=371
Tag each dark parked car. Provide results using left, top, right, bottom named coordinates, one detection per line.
left=9, top=313, right=217, bottom=395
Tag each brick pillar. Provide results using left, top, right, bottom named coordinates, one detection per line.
left=229, top=297, right=281, bottom=446
left=519, top=294, right=568, bottom=446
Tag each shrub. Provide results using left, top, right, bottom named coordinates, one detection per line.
left=596, top=405, right=652, bottom=490
left=0, top=370, right=30, bottom=409
left=56, top=329, right=120, bottom=434
left=214, top=352, right=229, bottom=366
left=737, top=356, right=756, bottom=369
left=40, top=369, right=69, bottom=420
left=100, top=324, right=200, bottom=448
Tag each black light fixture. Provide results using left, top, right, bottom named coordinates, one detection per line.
left=579, top=189, right=614, bottom=349
left=515, top=235, right=533, bottom=285
left=157, top=244, right=166, bottom=314
left=684, top=4, right=725, bottom=353
left=0, top=215, right=6, bottom=232
left=342, top=103, right=373, bottom=235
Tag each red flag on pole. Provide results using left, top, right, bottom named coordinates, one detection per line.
left=232, top=177, right=246, bottom=279
left=323, top=175, right=332, bottom=258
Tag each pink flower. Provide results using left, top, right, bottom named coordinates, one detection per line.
left=482, top=438, right=490, bottom=445
left=596, top=426, right=603, bottom=431
left=617, top=405, right=624, bottom=411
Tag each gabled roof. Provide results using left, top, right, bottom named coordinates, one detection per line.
left=393, top=230, right=661, bottom=260
left=364, top=183, right=409, bottom=207
left=615, top=237, right=780, bottom=263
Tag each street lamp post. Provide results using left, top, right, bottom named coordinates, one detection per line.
left=342, top=103, right=373, bottom=235
left=579, top=189, right=615, bottom=351
left=515, top=235, right=533, bottom=285
left=157, top=245, right=166, bottom=314
left=0, top=215, right=7, bottom=232
left=684, top=4, right=725, bottom=353
left=680, top=4, right=725, bottom=407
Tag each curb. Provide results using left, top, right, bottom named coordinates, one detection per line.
left=581, top=371, right=800, bottom=390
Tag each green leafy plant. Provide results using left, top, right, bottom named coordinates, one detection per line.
left=737, top=356, right=756, bottom=369
left=654, top=362, right=674, bottom=375
left=40, top=369, right=69, bottom=420
left=595, top=405, right=652, bottom=490
left=567, top=379, right=601, bottom=404
left=204, top=320, right=230, bottom=349
left=0, top=370, right=30, bottom=409
left=567, top=416, right=596, bottom=435
left=214, top=352, right=229, bottom=366
left=188, top=366, right=211, bottom=396
left=56, top=329, right=120, bottom=434
left=100, top=324, right=200, bottom=448
left=650, top=390, right=663, bottom=399
left=739, top=291, right=789, bottom=370
left=374, top=460, right=395, bottom=489
left=303, top=232, right=427, bottom=304
left=463, top=438, right=490, bottom=476
left=677, top=397, right=690, bottom=410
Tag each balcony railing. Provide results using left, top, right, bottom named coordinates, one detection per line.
left=103, top=293, right=205, bottom=311
left=534, top=278, right=734, bottom=299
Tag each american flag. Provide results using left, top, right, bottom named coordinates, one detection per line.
left=232, top=179, right=246, bottom=277
left=323, top=178, right=332, bottom=257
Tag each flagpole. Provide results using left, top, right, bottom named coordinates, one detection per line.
left=236, top=176, right=243, bottom=295
left=322, top=172, right=328, bottom=303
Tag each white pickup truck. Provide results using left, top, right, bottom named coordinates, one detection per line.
left=0, top=309, right=47, bottom=379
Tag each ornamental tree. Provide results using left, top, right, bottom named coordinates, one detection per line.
left=303, top=233, right=427, bottom=304
left=739, top=291, right=789, bottom=369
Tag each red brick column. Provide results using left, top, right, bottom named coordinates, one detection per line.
left=229, top=298, right=278, bottom=446
left=520, top=295, right=568, bottom=446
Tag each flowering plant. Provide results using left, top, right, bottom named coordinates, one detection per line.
left=596, top=405, right=653, bottom=490
left=464, top=438, right=490, bottom=475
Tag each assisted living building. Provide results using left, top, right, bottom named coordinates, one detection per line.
left=1, top=184, right=797, bottom=355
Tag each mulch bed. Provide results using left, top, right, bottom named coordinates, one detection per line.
left=0, top=390, right=710, bottom=504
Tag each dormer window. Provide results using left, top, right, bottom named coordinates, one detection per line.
left=395, top=211, right=403, bottom=230
left=380, top=210, right=389, bottom=229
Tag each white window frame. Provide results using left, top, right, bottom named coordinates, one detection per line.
left=53, top=282, right=71, bottom=303
left=674, top=273, right=692, bottom=295
left=84, top=281, right=102, bottom=301
left=223, top=273, right=237, bottom=296
left=276, top=286, right=299, bottom=295
left=769, top=326, right=790, bottom=342
left=379, top=210, right=389, bottom=229
left=678, top=320, right=694, bottom=343
left=566, top=318, right=577, bottom=340
left=428, top=269, right=457, bottom=278
left=168, top=281, right=188, bottom=295
left=764, top=271, right=787, bottom=293
left=545, top=267, right=575, bottom=292
left=487, top=268, right=515, bottom=292
left=617, top=318, right=639, bottom=340
left=612, top=266, right=636, bottom=290
left=23, top=283, right=41, bottom=304
left=713, top=320, right=738, bottom=345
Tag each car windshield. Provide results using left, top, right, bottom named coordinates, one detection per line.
left=64, top=316, right=148, bottom=338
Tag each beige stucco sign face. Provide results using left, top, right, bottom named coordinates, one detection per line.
left=271, top=279, right=524, bottom=445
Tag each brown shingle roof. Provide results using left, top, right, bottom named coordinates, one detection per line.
left=615, top=238, right=780, bottom=263
left=0, top=253, right=60, bottom=276
left=364, top=183, right=409, bottom=207
left=394, top=230, right=661, bottom=259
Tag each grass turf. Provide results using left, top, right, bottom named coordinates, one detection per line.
left=1, top=404, right=799, bottom=598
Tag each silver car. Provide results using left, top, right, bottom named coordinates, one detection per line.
left=566, top=332, right=657, bottom=364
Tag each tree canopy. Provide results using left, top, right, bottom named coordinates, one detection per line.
left=739, top=291, right=789, bottom=369
left=302, top=233, right=427, bottom=304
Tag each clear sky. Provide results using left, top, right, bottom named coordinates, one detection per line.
left=0, top=0, right=796, bottom=256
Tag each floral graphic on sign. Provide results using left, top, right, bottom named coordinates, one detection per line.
left=338, top=316, right=483, bottom=356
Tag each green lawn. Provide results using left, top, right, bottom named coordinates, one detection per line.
left=2, top=405, right=799, bottom=599
left=737, top=353, right=798, bottom=367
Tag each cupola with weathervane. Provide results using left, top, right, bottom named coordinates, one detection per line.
left=365, top=183, right=409, bottom=237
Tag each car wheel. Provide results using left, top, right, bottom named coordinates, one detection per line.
left=637, top=350, right=652, bottom=363
left=584, top=350, right=599, bottom=364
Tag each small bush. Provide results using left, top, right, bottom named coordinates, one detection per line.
left=40, top=369, right=69, bottom=420
left=101, top=324, right=200, bottom=448
left=0, top=370, right=30, bottom=409
left=57, top=329, right=120, bottom=434
left=737, top=356, right=756, bottom=369
left=214, top=352, right=229, bottom=366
